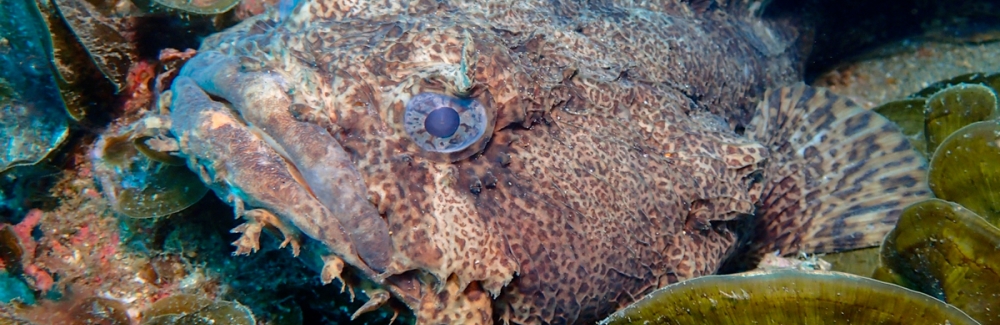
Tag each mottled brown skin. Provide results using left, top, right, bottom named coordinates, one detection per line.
left=160, top=1, right=925, bottom=324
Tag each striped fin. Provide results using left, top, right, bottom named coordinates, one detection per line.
left=744, top=83, right=932, bottom=256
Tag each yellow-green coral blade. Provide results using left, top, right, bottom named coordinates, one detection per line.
left=600, top=270, right=979, bottom=325
left=924, top=84, right=998, bottom=154
left=873, top=98, right=929, bottom=155
left=0, top=0, right=70, bottom=172
left=881, top=198, right=1000, bottom=324
left=928, top=121, right=1000, bottom=226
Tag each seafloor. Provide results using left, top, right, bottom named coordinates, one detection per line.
left=815, top=40, right=1000, bottom=108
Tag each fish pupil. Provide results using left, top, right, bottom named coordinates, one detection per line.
left=425, top=107, right=460, bottom=138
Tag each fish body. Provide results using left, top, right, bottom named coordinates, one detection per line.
left=163, top=1, right=930, bottom=324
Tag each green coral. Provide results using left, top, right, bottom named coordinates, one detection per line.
left=910, top=72, right=1000, bottom=99
left=928, top=121, right=1000, bottom=226
left=878, top=199, right=1000, bottom=324
left=870, top=71, right=1000, bottom=325
left=924, top=84, right=998, bottom=153
left=599, top=270, right=978, bottom=325
left=141, top=294, right=255, bottom=325
left=873, top=98, right=928, bottom=154
left=0, top=0, right=70, bottom=173
left=91, top=124, right=209, bottom=219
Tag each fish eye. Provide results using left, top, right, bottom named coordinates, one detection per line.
left=403, top=92, right=488, bottom=154
left=425, top=107, right=460, bottom=138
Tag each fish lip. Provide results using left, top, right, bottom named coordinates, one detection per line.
left=319, top=140, right=395, bottom=275
left=351, top=208, right=393, bottom=273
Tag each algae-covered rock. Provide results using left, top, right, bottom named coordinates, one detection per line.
left=0, top=98, right=68, bottom=173
left=928, top=121, right=1000, bottom=226
left=142, top=294, right=213, bottom=319
left=91, top=125, right=209, bottom=219
left=69, top=297, right=130, bottom=325
left=53, top=0, right=138, bottom=93
left=141, top=294, right=255, bottom=325
left=880, top=198, right=1000, bottom=324
left=599, top=270, right=978, bottom=325
left=924, top=84, right=998, bottom=154
left=0, top=303, right=31, bottom=325
left=31, top=0, right=120, bottom=120
left=873, top=98, right=929, bottom=154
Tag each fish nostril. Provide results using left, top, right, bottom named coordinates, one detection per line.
left=470, top=178, right=483, bottom=195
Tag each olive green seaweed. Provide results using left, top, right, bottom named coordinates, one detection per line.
left=599, top=270, right=979, bottom=325
left=31, top=0, right=120, bottom=120
left=880, top=198, right=1000, bottom=324
left=53, top=0, right=138, bottom=92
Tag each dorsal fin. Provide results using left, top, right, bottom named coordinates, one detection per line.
left=744, top=84, right=932, bottom=257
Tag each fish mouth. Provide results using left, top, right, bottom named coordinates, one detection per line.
left=341, top=200, right=394, bottom=272
left=176, top=50, right=395, bottom=273
left=270, top=117, right=394, bottom=274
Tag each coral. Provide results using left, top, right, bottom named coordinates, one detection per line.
left=150, top=0, right=242, bottom=15
left=928, top=121, right=1000, bottom=226
left=0, top=271, right=35, bottom=305
left=90, top=124, right=209, bottom=219
left=877, top=199, right=1000, bottom=324
left=140, top=294, right=254, bottom=325
left=858, top=72, right=1000, bottom=325
left=600, top=270, right=978, bottom=325
left=872, top=98, right=928, bottom=154
left=0, top=0, right=70, bottom=173
left=923, top=84, right=998, bottom=153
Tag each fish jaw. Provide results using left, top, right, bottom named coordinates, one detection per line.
left=174, top=50, right=395, bottom=272
left=166, top=74, right=371, bottom=268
